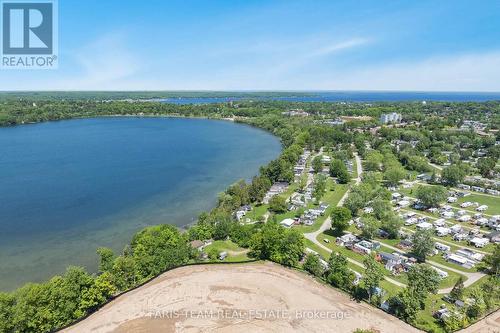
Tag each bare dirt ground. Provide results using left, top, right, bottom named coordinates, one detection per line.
left=460, top=310, right=500, bottom=333
left=62, top=262, right=421, bottom=333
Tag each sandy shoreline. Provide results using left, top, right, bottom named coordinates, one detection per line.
left=61, top=262, right=422, bottom=333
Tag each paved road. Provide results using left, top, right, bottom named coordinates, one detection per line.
left=379, top=241, right=485, bottom=294
left=304, top=153, right=486, bottom=294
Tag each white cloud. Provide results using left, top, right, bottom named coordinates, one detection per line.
left=317, top=51, right=500, bottom=91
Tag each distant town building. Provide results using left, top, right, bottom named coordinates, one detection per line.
left=380, top=113, right=402, bottom=124
left=282, top=109, right=310, bottom=117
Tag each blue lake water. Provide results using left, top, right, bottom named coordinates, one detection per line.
left=0, top=117, right=281, bottom=290
left=159, top=91, right=500, bottom=104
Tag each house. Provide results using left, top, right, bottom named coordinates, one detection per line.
left=486, top=231, right=500, bottom=243
left=190, top=240, right=205, bottom=251
left=417, top=222, right=433, bottom=230
left=469, top=237, right=489, bottom=248
left=405, top=217, right=418, bottom=226
left=280, top=218, right=295, bottom=228
left=445, top=254, right=475, bottom=269
left=434, top=218, right=447, bottom=227
left=336, top=233, right=358, bottom=246
left=477, top=205, right=488, bottom=212
left=450, top=224, right=463, bottom=234
left=435, top=227, right=451, bottom=237
left=353, top=242, right=371, bottom=255
left=398, top=200, right=410, bottom=207
left=457, top=215, right=471, bottom=223
left=453, top=233, right=468, bottom=241
left=475, top=217, right=489, bottom=226
left=456, top=248, right=484, bottom=261
left=435, top=242, right=451, bottom=252
left=441, top=211, right=455, bottom=219
left=392, top=192, right=402, bottom=200
left=397, top=239, right=413, bottom=250
left=431, top=266, right=449, bottom=279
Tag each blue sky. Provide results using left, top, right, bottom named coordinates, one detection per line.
left=2, top=0, right=500, bottom=91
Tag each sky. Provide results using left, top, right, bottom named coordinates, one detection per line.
left=1, top=0, right=500, bottom=91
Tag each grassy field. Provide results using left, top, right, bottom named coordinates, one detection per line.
left=454, top=193, right=500, bottom=215
left=203, top=240, right=250, bottom=262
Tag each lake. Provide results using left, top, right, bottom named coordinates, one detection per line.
left=0, top=117, right=282, bottom=290
left=159, top=91, right=500, bottom=104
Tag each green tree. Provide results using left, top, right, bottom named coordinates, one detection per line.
left=361, top=215, right=380, bottom=240
left=269, top=195, right=287, bottom=213
left=330, top=159, right=350, bottom=184
left=96, top=247, right=115, bottom=273
left=441, top=164, right=466, bottom=187
left=415, top=185, right=447, bottom=208
left=80, top=272, right=117, bottom=312
left=383, top=166, right=406, bottom=187
left=312, top=155, right=323, bottom=173
left=450, top=276, right=465, bottom=300
left=326, top=253, right=354, bottom=290
left=477, top=157, right=496, bottom=178
left=249, top=221, right=304, bottom=267
left=363, top=255, right=385, bottom=303
left=131, top=224, right=191, bottom=280
left=411, top=229, right=435, bottom=262
left=483, top=243, right=500, bottom=276
left=466, top=287, right=487, bottom=320
left=313, top=174, right=327, bottom=200
left=0, top=292, right=14, bottom=333
left=303, top=254, right=325, bottom=277
left=381, top=214, right=403, bottom=239
left=330, top=207, right=352, bottom=235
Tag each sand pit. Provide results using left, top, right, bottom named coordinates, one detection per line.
left=62, top=262, right=421, bottom=333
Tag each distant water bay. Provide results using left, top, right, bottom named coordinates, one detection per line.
left=0, top=117, right=281, bottom=290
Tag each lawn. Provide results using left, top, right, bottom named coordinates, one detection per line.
left=203, top=240, right=251, bottom=262
left=454, top=193, right=500, bottom=215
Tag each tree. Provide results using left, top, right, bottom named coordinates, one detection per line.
left=269, top=195, right=287, bottom=213
left=411, top=229, right=435, bottom=262
left=330, top=159, right=350, bottom=184
left=381, top=214, right=403, bottom=239
left=96, top=247, right=115, bottom=273
left=483, top=243, right=500, bottom=276
left=330, top=207, right=352, bottom=235
left=477, top=157, right=496, bottom=178
left=450, top=276, right=465, bottom=300
left=389, top=288, right=421, bottom=322
left=131, top=224, right=191, bottom=280
left=326, top=253, right=354, bottom=290
left=415, top=185, right=447, bottom=208
left=364, top=151, right=383, bottom=171
left=249, top=221, right=304, bottom=267
left=312, top=155, right=323, bottom=173
left=441, top=164, right=466, bottom=187
left=313, top=174, right=327, bottom=200
left=466, top=287, right=486, bottom=320
left=371, top=199, right=392, bottom=220
left=443, top=310, right=466, bottom=332
left=383, top=166, right=406, bottom=187
left=249, top=175, right=271, bottom=202
left=407, top=264, right=441, bottom=306
left=361, top=215, right=380, bottom=240
left=363, top=255, right=384, bottom=303
left=80, top=272, right=117, bottom=312
left=0, top=292, right=14, bottom=333
left=344, top=192, right=365, bottom=216
left=303, top=254, right=325, bottom=277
